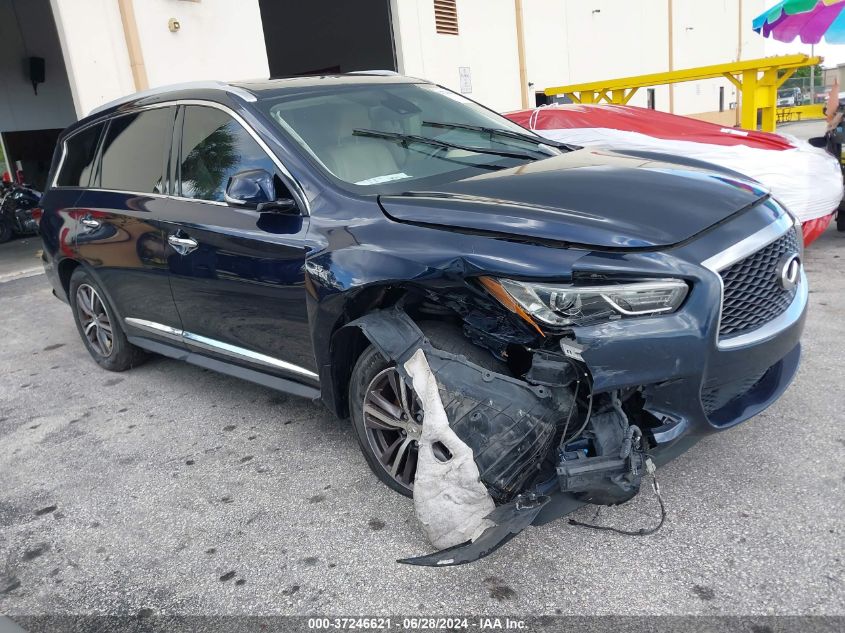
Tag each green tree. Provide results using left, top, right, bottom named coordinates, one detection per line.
left=181, top=126, right=237, bottom=201
left=793, top=65, right=823, bottom=83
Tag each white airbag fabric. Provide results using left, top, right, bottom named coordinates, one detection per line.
left=403, top=349, right=495, bottom=550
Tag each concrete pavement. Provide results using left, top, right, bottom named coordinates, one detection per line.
left=0, top=229, right=843, bottom=618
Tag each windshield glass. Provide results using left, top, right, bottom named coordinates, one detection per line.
left=259, top=82, right=550, bottom=193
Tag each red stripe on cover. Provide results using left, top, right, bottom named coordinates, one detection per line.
left=506, top=104, right=795, bottom=151
left=801, top=213, right=834, bottom=246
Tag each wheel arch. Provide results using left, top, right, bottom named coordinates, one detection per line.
left=322, top=286, right=505, bottom=419
left=321, top=284, right=409, bottom=419
left=57, top=257, right=82, bottom=300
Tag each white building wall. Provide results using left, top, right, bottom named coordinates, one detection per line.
left=670, top=0, right=766, bottom=116
left=50, top=0, right=135, bottom=118
left=522, top=0, right=672, bottom=111
left=394, top=0, right=768, bottom=116
left=131, top=0, right=269, bottom=88
left=50, top=0, right=269, bottom=118
left=392, top=0, right=524, bottom=112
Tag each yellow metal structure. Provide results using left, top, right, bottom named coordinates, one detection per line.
left=776, top=103, right=825, bottom=123
left=544, top=54, right=822, bottom=133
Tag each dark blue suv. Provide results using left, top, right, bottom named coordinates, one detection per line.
left=38, top=74, right=806, bottom=563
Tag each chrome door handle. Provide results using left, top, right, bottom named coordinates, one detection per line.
left=81, top=216, right=101, bottom=228
left=168, top=234, right=199, bottom=255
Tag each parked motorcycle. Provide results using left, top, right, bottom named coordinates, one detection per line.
left=0, top=181, right=41, bottom=244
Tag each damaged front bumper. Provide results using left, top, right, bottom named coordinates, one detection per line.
left=350, top=264, right=806, bottom=564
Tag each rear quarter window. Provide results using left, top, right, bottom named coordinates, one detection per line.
left=98, top=107, right=175, bottom=194
left=55, top=123, right=104, bottom=188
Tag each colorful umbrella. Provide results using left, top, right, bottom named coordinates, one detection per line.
left=753, top=0, right=845, bottom=43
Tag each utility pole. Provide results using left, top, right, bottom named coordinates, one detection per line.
left=810, top=43, right=815, bottom=103
left=736, top=0, right=742, bottom=125
left=668, top=0, right=674, bottom=113
left=515, top=0, right=529, bottom=109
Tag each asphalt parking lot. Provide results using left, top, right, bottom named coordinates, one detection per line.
left=0, top=229, right=843, bottom=619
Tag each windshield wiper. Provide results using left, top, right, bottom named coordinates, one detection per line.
left=421, top=121, right=578, bottom=153
left=352, top=129, right=541, bottom=162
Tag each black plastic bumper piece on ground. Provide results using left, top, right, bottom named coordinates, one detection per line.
left=397, top=494, right=550, bottom=567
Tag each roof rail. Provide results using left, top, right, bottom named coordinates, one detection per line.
left=88, top=81, right=257, bottom=116
left=348, top=70, right=401, bottom=76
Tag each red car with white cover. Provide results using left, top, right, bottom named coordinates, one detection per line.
left=506, top=104, right=842, bottom=245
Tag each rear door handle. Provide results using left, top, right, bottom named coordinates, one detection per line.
left=168, top=233, right=199, bottom=255
left=81, top=216, right=101, bottom=229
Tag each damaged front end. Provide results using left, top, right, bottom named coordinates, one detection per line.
left=350, top=307, right=652, bottom=566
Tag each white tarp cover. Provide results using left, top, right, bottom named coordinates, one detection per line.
left=506, top=105, right=842, bottom=224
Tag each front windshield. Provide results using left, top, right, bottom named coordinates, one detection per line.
left=259, top=82, right=554, bottom=193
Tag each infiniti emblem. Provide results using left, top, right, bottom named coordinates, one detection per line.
left=777, top=253, right=801, bottom=291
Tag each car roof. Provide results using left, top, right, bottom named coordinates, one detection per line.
left=88, top=73, right=425, bottom=117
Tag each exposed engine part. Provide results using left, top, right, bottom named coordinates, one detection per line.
left=557, top=393, right=646, bottom=505
left=568, top=458, right=667, bottom=537
left=403, top=348, right=495, bottom=550
left=525, top=349, right=578, bottom=387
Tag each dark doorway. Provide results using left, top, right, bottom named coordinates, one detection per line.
left=535, top=92, right=550, bottom=107
left=2, top=128, right=61, bottom=189
left=647, top=88, right=656, bottom=110
left=258, top=0, right=397, bottom=77
left=719, top=86, right=725, bottom=112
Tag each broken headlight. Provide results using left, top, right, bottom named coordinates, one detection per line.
left=481, top=277, right=689, bottom=328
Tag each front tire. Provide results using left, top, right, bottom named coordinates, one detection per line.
left=348, top=320, right=507, bottom=497
left=349, top=346, right=420, bottom=497
left=69, top=268, right=146, bottom=371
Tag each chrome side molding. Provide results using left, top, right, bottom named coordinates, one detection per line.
left=124, top=317, right=319, bottom=381
left=124, top=318, right=183, bottom=342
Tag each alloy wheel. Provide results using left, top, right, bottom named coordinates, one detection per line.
left=362, top=367, right=425, bottom=493
left=75, top=284, right=114, bottom=357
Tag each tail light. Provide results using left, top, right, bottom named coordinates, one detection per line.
left=31, top=207, right=43, bottom=224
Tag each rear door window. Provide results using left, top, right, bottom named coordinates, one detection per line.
left=56, top=123, right=104, bottom=187
left=179, top=105, right=277, bottom=202
left=98, top=107, right=175, bottom=194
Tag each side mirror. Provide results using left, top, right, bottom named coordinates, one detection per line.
left=224, top=169, right=298, bottom=213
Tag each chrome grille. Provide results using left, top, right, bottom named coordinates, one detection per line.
left=718, top=228, right=799, bottom=338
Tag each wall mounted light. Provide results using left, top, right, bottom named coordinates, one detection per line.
left=28, top=57, right=45, bottom=95
left=168, top=18, right=181, bottom=32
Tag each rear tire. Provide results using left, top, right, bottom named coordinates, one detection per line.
left=838, top=201, right=845, bottom=232
left=69, top=268, right=146, bottom=371
left=348, top=320, right=506, bottom=497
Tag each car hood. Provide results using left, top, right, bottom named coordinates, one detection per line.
left=378, top=148, right=768, bottom=249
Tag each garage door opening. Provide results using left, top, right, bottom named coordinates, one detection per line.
left=257, top=0, right=397, bottom=77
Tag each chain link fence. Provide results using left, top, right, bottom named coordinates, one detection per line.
left=779, top=73, right=826, bottom=106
